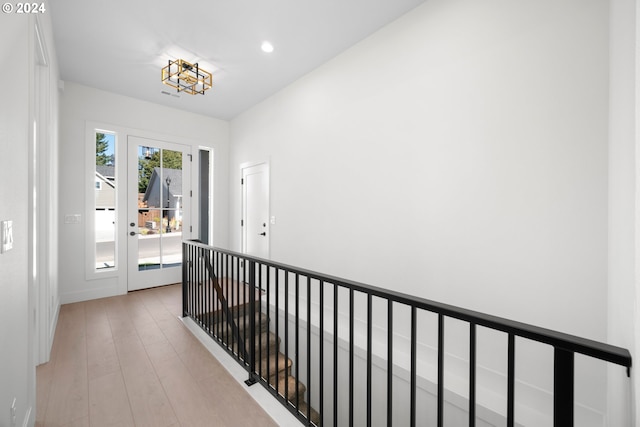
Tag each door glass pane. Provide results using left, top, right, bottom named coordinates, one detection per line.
left=137, top=145, right=161, bottom=270
left=95, top=131, right=116, bottom=270
left=162, top=149, right=183, bottom=267
left=137, top=146, right=183, bottom=271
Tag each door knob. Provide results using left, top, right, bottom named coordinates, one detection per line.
left=259, top=232, right=266, bottom=236
left=130, top=231, right=138, bottom=236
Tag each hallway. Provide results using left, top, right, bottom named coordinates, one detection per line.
left=36, top=284, right=278, bottom=426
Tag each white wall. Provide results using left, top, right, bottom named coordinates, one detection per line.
left=0, top=15, right=32, bottom=427
left=230, top=0, right=619, bottom=423
left=59, top=82, right=230, bottom=303
left=0, top=7, right=60, bottom=427
left=607, top=0, right=639, bottom=425
left=34, top=8, right=62, bottom=367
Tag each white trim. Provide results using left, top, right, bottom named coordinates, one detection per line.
left=240, top=160, right=270, bottom=257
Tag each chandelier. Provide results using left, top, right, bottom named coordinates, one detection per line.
left=161, top=59, right=212, bottom=95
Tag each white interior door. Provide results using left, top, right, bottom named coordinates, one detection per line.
left=128, top=136, right=191, bottom=291
left=242, top=163, right=269, bottom=258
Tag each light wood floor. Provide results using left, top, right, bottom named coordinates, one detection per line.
left=36, top=284, right=279, bottom=427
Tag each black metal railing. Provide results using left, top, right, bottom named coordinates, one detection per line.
left=182, top=240, right=632, bottom=427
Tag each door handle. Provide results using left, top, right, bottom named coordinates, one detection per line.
left=130, top=231, right=138, bottom=236
left=259, top=232, right=266, bottom=236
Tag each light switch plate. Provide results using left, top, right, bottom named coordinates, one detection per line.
left=1, top=220, right=13, bottom=254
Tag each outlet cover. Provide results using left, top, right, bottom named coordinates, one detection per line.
left=1, top=221, right=13, bottom=254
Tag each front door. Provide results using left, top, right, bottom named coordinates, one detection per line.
left=128, top=136, right=191, bottom=291
left=242, top=163, right=269, bottom=259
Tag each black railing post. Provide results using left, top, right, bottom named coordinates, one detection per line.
left=245, top=260, right=258, bottom=386
left=554, top=348, right=574, bottom=426
left=182, top=242, right=188, bottom=317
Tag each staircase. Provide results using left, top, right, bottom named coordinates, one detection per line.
left=195, top=277, right=320, bottom=425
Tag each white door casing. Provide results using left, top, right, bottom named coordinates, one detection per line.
left=241, top=162, right=269, bottom=259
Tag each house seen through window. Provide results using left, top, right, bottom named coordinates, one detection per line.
left=95, top=131, right=116, bottom=270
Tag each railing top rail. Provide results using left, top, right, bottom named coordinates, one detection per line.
left=184, top=240, right=632, bottom=370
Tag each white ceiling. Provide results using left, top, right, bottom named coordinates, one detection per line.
left=50, top=0, right=426, bottom=120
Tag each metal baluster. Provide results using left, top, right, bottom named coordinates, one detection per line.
left=199, top=246, right=202, bottom=323
left=234, top=256, right=239, bottom=360
left=258, top=264, right=263, bottom=378
left=202, top=248, right=207, bottom=331
left=225, top=254, right=230, bottom=351
left=554, top=348, right=574, bottom=426
left=319, top=280, right=324, bottom=427
left=333, top=283, right=339, bottom=427
left=275, top=268, right=280, bottom=396
left=243, top=257, right=248, bottom=364
left=410, top=306, right=417, bottom=427
left=228, top=254, right=234, bottom=355
left=367, top=294, right=372, bottom=427
left=215, top=251, right=220, bottom=339
left=245, top=260, right=257, bottom=386
left=307, top=276, right=312, bottom=423
left=438, top=314, right=444, bottom=427
left=349, top=288, right=354, bottom=427
left=285, top=272, right=290, bottom=402
left=266, top=266, right=271, bottom=381
left=469, top=323, right=476, bottom=427
left=387, top=300, right=393, bottom=426
left=507, top=334, right=515, bottom=427
left=203, top=248, right=207, bottom=328
left=295, top=274, right=300, bottom=411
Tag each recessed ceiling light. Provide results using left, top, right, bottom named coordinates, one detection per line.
left=261, top=41, right=274, bottom=53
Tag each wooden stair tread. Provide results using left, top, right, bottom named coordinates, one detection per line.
left=205, top=311, right=269, bottom=337
left=269, top=373, right=306, bottom=400
left=258, top=352, right=292, bottom=377
left=297, top=401, right=321, bottom=425
left=231, top=331, right=280, bottom=356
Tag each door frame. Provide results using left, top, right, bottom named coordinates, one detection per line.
left=83, top=122, right=205, bottom=300
left=127, top=136, right=192, bottom=291
left=240, top=160, right=270, bottom=258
